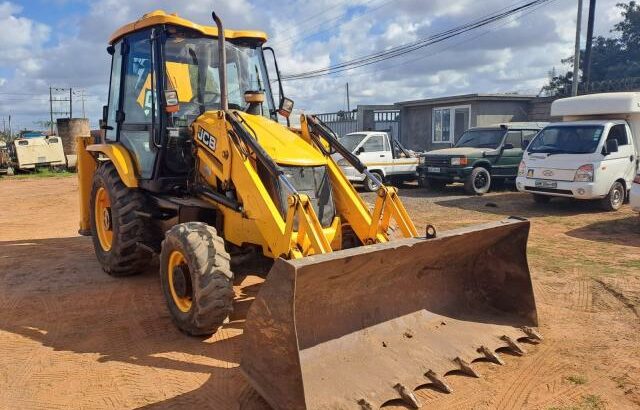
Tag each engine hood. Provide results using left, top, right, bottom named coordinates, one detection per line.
left=200, top=111, right=327, bottom=167
left=424, top=147, right=493, bottom=156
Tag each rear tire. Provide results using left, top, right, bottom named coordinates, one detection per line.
left=532, top=194, right=551, bottom=204
left=599, top=181, right=625, bottom=211
left=464, top=167, right=491, bottom=195
left=6, top=166, right=14, bottom=176
left=90, top=162, right=150, bottom=276
left=160, top=222, right=234, bottom=336
left=364, top=171, right=383, bottom=192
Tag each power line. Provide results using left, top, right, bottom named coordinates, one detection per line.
left=282, top=0, right=552, bottom=81
left=271, top=0, right=393, bottom=48
left=296, top=0, right=558, bottom=82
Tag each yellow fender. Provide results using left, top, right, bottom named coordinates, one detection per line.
left=86, top=143, right=139, bottom=188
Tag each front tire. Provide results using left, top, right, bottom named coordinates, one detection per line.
left=364, top=171, right=383, bottom=192
left=599, top=181, right=625, bottom=211
left=464, top=167, right=491, bottom=195
left=160, top=222, right=234, bottom=336
left=90, top=162, right=150, bottom=276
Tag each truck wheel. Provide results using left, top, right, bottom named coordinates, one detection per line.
left=6, top=166, right=14, bottom=176
left=532, top=194, right=551, bottom=204
left=364, top=171, right=383, bottom=192
left=418, top=175, right=429, bottom=188
left=160, top=222, right=234, bottom=336
left=599, top=181, right=625, bottom=211
left=464, top=167, right=491, bottom=195
left=90, top=162, right=151, bottom=276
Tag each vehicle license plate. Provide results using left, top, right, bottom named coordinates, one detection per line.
left=427, top=167, right=441, bottom=173
left=535, top=180, right=557, bottom=188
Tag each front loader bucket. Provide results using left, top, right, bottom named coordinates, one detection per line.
left=240, top=218, right=539, bottom=410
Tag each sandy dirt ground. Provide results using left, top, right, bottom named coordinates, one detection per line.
left=0, top=175, right=639, bottom=409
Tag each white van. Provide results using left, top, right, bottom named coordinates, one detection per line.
left=336, top=131, right=419, bottom=191
left=516, top=93, right=640, bottom=211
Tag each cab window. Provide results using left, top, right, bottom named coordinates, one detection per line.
left=120, top=30, right=157, bottom=179
left=362, top=135, right=385, bottom=152
left=504, top=131, right=522, bottom=148
left=106, top=41, right=123, bottom=142
left=607, top=124, right=629, bottom=146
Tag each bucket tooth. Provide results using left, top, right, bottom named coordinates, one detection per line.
left=425, top=370, right=452, bottom=393
left=522, top=326, right=543, bottom=342
left=394, top=383, right=421, bottom=409
left=501, top=335, right=526, bottom=355
left=454, top=356, right=480, bottom=378
left=478, top=345, right=505, bottom=365
left=357, top=399, right=373, bottom=410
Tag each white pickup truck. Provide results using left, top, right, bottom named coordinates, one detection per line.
left=516, top=92, right=640, bottom=211
left=336, top=131, right=419, bottom=191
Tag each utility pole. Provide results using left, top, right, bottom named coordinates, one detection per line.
left=69, top=88, right=73, bottom=118
left=572, top=0, right=584, bottom=96
left=80, top=89, right=86, bottom=118
left=583, top=0, right=597, bottom=91
left=8, top=115, right=11, bottom=139
left=346, top=82, right=350, bottom=113
left=50, top=87, right=54, bottom=134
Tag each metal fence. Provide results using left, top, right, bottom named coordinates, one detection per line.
left=315, top=111, right=358, bottom=137
left=315, top=108, right=400, bottom=139
left=371, top=110, right=399, bottom=139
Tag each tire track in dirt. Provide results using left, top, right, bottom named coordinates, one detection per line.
left=572, top=278, right=593, bottom=312
left=492, top=341, right=561, bottom=409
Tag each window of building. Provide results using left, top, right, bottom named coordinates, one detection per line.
left=432, top=105, right=470, bottom=143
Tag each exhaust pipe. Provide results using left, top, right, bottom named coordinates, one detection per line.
left=211, top=11, right=228, bottom=111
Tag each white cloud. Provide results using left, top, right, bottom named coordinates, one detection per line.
left=0, top=0, right=629, bottom=130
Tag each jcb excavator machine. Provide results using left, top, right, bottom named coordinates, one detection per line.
left=77, top=9, right=542, bottom=409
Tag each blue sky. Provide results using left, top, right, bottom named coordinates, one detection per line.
left=0, top=0, right=625, bottom=132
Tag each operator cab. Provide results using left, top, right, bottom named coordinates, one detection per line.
left=102, top=10, right=278, bottom=192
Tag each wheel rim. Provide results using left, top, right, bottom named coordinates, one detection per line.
left=474, top=171, right=488, bottom=190
left=168, top=250, right=193, bottom=313
left=611, top=185, right=624, bottom=208
left=368, top=177, right=378, bottom=191
left=94, top=187, right=113, bottom=251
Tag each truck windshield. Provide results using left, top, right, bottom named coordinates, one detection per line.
left=528, top=126, right=603, bottom=155
left=340, top=133, right=367, bottom=152
left=161, top=28, right=275, bottom=125
left=455, top=130, right=505, bottom=149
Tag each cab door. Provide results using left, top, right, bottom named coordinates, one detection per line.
left=495, top=130, right=524, bottom=178
left=602, top=123, right=636, bottom=189
left=356, top=134, right=390, bottom=170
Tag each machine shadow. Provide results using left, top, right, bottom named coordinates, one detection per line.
left=433, top=191, right=610, bottom=218
left=0, top=236, right=269, bottom=409
left=566, top=215, right=640, bottom=247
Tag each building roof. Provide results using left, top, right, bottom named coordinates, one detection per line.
left=110, top=10, right=268, bottom=44
left=395, top=93, right=536, bottom=107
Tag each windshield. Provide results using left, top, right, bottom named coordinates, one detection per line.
left=340, top=133, right=367, bottom=152
left=528, top=126, right=603, bottom=154
left=162, top=28, right=275, bottom=126
left=455, top=129, right=505, bottom=149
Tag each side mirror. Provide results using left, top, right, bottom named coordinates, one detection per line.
left=603, top=139, right=619, bottom=155
left=356, top=146, right=365, bottom=155
left=100, top=105, right=112, bottom=131
left=522, top=139, right=530, bottom=149
left=278, top=97, right=294, bottom=118
left=503, top=143, right=514, bottom=150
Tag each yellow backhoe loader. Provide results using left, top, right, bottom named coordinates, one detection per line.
left=77, top=9, right=542, bottom=409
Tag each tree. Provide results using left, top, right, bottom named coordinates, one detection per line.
left=543, top=1, right=640, bottom=95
